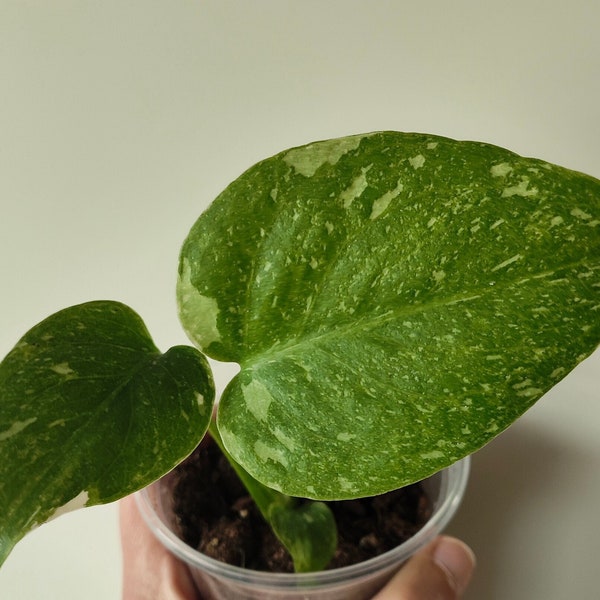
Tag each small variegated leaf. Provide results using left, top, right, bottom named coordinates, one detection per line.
left=0, top=301, right=214, bottom=565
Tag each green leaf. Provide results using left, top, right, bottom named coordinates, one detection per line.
left=267, top=501, right=338, bottom=573
left=178, top=131, right=600, bottom=500
left=0, top=301, right=214, bottom=565
left=209, top=422, right=337, bottom=572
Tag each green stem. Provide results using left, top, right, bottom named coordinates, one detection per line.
left=208, top=419, right=292, bottom=517
left=208, top=418, right=337, bottom=572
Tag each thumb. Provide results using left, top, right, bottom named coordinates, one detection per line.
left=373, top=536, right=475, bottom=599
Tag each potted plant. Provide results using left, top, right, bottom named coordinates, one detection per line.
left=1, top=132, right=598, bottom=598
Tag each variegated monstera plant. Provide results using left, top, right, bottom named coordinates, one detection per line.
left=1, top=132, right=599, bottom=571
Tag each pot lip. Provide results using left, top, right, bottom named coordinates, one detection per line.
left=136, top=456, right=470, bottom=588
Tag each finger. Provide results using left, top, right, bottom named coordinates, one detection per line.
left=372, top=536, right=476, bottom=600
left=119, top=495, right=198, bottom=600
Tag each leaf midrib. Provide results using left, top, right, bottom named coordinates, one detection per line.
left=241, top=258, right=597, bottom=369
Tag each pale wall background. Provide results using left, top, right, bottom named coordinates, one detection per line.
left=0, top=1, right=598, bottom=598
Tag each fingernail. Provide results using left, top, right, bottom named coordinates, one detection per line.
left=433, top=536, right=476, bottom=595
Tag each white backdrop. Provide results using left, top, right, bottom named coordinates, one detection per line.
left=1, top=2, right=598, bottom=598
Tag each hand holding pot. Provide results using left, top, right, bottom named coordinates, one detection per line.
left=120, top=496, right=475, bottom=600
left=371, top=536, right=475, bottom=600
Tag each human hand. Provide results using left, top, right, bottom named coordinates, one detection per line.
left=120, top=495, right=196, bottom=600
left=372, top=535, right=475, bottom=599
left=120, top=495, right=475, bottom=599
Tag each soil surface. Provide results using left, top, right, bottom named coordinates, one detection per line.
left=171, top=438, right=433, bottom=572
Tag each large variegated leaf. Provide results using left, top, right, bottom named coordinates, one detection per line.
left=0, top=301, right=214, bottom=565
left=178, top=131, right=599, bottom=499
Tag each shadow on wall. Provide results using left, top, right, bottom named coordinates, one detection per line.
left=446, top=419, right=590, bottom=600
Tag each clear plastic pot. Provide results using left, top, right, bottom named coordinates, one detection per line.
left=136, top=456, right=470, bottom=600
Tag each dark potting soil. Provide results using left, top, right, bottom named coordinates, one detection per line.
left=171, top=439, right=433, bottom=573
